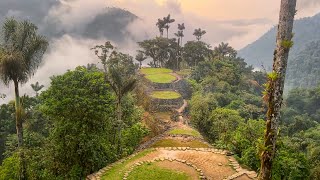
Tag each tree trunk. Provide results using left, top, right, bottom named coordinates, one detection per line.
left=258, top=1, right=296, bottom=180
left=117, top=96, right=122, bottom=155
left=139, top=62, right=142, bottom=69
left=166, top=28, right=169, bottom=39
left=14, top=80, right=26, bottom=180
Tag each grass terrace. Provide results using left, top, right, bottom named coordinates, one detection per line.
left=101, top=149, right=154, bottom=180
left=127, top=163, right=191, bottom=180
left=151, top=91, right=181, bottom=99
left=168, top=128, right=201, bottom=138
left=145, top=74, right=176, bottom=83
left=140, top=68, right=173, bottom=75
left=152, top=139, right=209, bottom=148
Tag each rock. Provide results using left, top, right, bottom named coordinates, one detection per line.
left=218, top=163, right=223, bottom=166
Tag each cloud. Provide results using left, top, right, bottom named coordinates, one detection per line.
left=165, top=0, right=182, bottom=14
left=218, top=18, right=273, bottom=27
left=298, top=0, right=320, bottom=9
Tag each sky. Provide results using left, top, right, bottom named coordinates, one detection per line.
left=1, top=0, right=320, bottom=103
left=110, top=0, right=320, bottom=48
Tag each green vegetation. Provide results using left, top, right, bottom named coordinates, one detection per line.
left=168, top=129, right=201, bottom=138
left=140, top=68, right=173, bottom=75
left=151, top=91, right=181, bottom=99
left=101, top=149, right=154, bottom=180
left=145, top=74, right=176, bottom=83
left=176, top=69, right=192, bottom=77
left=152, top=139, right=209, bottom=148
left=127, top=163, right=191, bottom=180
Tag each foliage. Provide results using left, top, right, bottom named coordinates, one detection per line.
left=183, top=41, right=211, bottom=67
left=0, top=153, right=19, bottom=180
left=138, top=37, right=179, bottom=69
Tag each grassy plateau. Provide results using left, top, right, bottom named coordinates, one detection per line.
left=151, top=91, right=181, bottom=99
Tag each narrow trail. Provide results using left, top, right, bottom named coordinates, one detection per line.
left=87, top=71, right=257, bottom=180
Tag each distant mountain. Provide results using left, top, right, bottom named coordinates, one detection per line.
left=83, top=7, right=138, bottom=43
left=239, top=12, right=320, bottom=69
left=238, top=12, right=320, bottom=90
left=286, top=40, right=320, bottom=89
left=0, top=0, right=139, bottom=43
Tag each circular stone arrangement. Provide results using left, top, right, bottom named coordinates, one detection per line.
left=151, top=91, right=181, bottom=99
left=123, top=158, right=207, bottom=180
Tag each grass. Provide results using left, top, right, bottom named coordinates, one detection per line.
left=140, top=68, right=173, bottom=75
left=145, top=74, right=176, bottom=83
left=151, top=91, right=181, bottom=99
left=152, top=139, right=210, bottom=148
left=127, top=163, right=191, bottom=180
left=101, top=149, right=154, bottom=180
left=168, top=128, right=201, bottom=138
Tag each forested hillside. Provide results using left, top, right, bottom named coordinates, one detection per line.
left=238, top=12, right=320, bottom=90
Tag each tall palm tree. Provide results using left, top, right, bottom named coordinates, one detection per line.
left=0, top=18, right=48, bottom=179
left=177, top=23, right=185, bottom=45
left=259, top=0, right=297, bottom=179
left=193, top=28, right=206, bottom=41
left=30, top=82, right=44, bottom=96
left=107, top=52, right=137, bottom=154
left=156, top=19, right=165, bottom=37
left=163, top=14, right=175, bottom=38
left=135, top=51, right=147, bottom=69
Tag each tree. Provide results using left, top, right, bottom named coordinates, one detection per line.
left=156, top=19, right=165, bottom=37
left=193, top=28, right=206, bottom=41
left=175, top=23, right=185, bottom=46
left=107, top=52, right=137, bottom=153
left=30, top=82, right=44, bottom=97
left=91, top=41, right=115, bottom=75
left=259, top=0, right=297, bottom=179
left=213, top=42, right=237, bottom=59
left=0, top=18, right=48, bottom=179
left=163, top=14, right=175, bottom=38
left=183, top=41, right=211, bottom=67
left=135, top=51, right=147, bottom=69
left=41, top=67, right=116, bottom=178
left=138, top=37, right=179, bottom=68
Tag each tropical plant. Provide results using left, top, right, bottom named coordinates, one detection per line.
left=213, top=42, right=237, bottom=59
left=0, top=18, right=48, bottom=179
left=30, top=82, right=44, bottom=97
left=175, top=23, right=185, bottom=46
left=135, top=51, right=147, bottom=69
left=193, top=28, right=206, bottom=41
left=107, top=52, right=137, bottom=153
left=183, top=41, right=211, bottom=67
left=156, top=19, right=165, bottom=37
left=163, top=14, right=175, bottom=38
left=91, top=41, right=115, bottom=75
